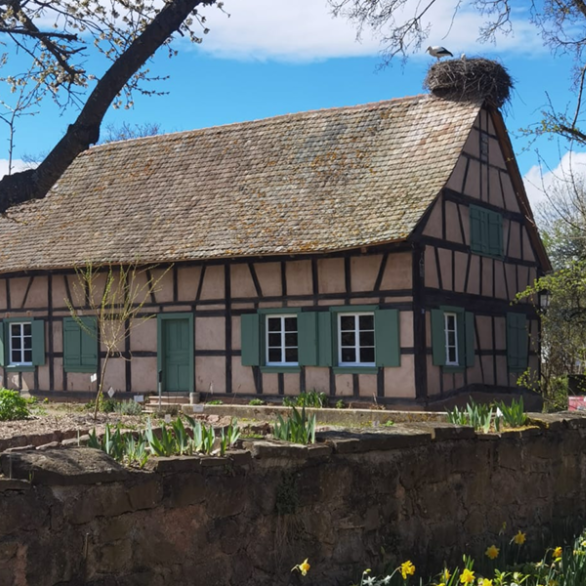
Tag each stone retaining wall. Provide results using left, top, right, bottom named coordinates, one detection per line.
left=1, top=413, right=586, bottom=586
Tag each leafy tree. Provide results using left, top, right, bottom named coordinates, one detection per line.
left=0, top=0, right=224, bottom=212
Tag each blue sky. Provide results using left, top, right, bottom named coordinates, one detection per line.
left=2, top=0, right=584, bottom=207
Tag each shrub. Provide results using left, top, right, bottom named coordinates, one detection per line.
left=206, top=399, right=223, bottom=405
left=0, top=389, right=30, bottom=421
left=249, top=398, right=266, bottom=406
left=283, top=390, right=327, bottom=409
left=114, top=400, right=143, bottom=416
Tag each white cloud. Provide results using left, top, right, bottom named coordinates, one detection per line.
left=0, top=159, right=32, bottom=179
left=196, top=0, right=545, bottom=62
left=523, top=152, right=586, bottom=208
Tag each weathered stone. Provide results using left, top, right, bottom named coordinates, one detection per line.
left=37, top=441, right=61, bottom=451
left=226, top=449, right=253, bottom=466
left=0, top=448, right=128, bottom=485
left=128, top=479, right=162, bottom=510
left=323, top=428, right=431, bottom=453
left=153, top=455, right=203, bottom=474
left=0, top=478, right=31, bottom=492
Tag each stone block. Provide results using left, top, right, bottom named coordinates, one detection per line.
left=0, top=448, right=128, bottom=486
left=324, top=429, right=431, bottom=454
left=153, top=456, right=203, bottom=474
left=165, top=473, right=207, bottom=508
left=128, top=479, right=163, bottom=510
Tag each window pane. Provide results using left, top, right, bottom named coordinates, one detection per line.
left=285, top=333, right=297, bottom=347
left=359, top=315, right=374, bottom=330
left=446, top=315, right=455, bottom=331
left=23, top=336, right=32, bottom=350
left=12, top=337, right=21, bottom=350
left=341, top=331, right=355, bottom=346
left=284, top=317, right=297, bottom=332
left=268, top=348, right=281, bottom=363
left=285, top=348, right=298, bottom=362
left=23, top=323, right=31, bottom=336
left=340, top=316, right=354, bottom=330
left=360, top=331, right=375, bottom=346
left=267, top=318, right=281, bottom=332
left=341, top=348, right=355, bottom=362
left=360, top=347, right=375, bottom=363
left=10, top=324, right=19, bottom=336
left=447, top=332, right=456, bottom=346
left=448, top=347, right=457, bottom=364
left=11, top=350, right=19, bottom=363
left=24, top=350, right=32, bottom=363
left=268, top=333, right=281, bottom=347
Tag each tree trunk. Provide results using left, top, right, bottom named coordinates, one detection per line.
left=0, top=0, right=215, bottom=214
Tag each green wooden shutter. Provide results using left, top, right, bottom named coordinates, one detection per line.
left=374, top=309, right=400, bottom=367
left=487, top=211, right=503, bottom=257
left=0, top=322, right=4, bottom=367
left=80, top=317, right=98, bottom=369
left=31, top=319, right=45, bottom=366
left=298, top=312, right=318, bottom=366
left=241, top=313, right=260, bottom=366
left=317, top=311, right=333, bottom=367
left=507, top=313, right=528, bottom=371
left=465, top=312, right=475, bottom=367
left=63, top=318, right=81, bottom=369
left=431, top=309, right=446, bottom=366
left=470, top=206, right=487, bottom=254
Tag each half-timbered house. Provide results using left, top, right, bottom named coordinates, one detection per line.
left=0, top=94, right=550, bottom=407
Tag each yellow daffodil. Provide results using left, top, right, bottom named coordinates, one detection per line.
left=553, top=546, right=562, bottom=559
left=485, top=544, right=499, bottom=560
left=460, top=569, right=475, bottom=584
left=442, top=568, right=451, bottom=581
left=400, top=560, right=416, bottom=579
left=481, top=580, right=493, bottom=586
left=513, top=530, right=526, bottom=545
left=291, top=558, right=310, bottom=576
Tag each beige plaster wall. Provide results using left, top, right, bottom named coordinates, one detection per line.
left=286, top=261, right=313, bottom=296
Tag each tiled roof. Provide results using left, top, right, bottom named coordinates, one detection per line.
left=0, top=95, right=482, bottom=273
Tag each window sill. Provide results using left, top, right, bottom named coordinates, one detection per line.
left=64, top=366, right=98, bottom=374
left=470, top=248, right=503, bottom=261
left=260, top=366, right=301, bottom=374
left=333, top=366, right=378, bottom=375
left=442, top=365, right=466, bottom=374
left=5, top=365, right=35, bottom=372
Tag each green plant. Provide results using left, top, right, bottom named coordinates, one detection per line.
left=273, top=406, right=316, bottom=444
left=249, top=398, right=266, bottom=406
left=206, top=399, right=223, bottom=405
left=145, top=418, right=177, bottom=457
left=114, top=400, right=143, bottom=416
left=0, top=389, right=30, bottom=421
left=495, top=397, right=527, bottom=429
left=219, top=419, right=241, bottom=456
left=335, top=399, right=347, bottom=409
left=446, top=398, right=494, bottom=433
left=282, top=390, right=327, bottom=409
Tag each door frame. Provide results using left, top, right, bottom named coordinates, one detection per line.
left=157, top=313, right=194, bottom=393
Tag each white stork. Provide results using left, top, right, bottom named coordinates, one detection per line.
left=426, top=46, right=453, bottom=59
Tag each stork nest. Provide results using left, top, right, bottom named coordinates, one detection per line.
left=424, top=58, right=513, bottom=109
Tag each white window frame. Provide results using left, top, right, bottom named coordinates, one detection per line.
left=444, top=312, right=459, bottom=366
left=338, top=312, right=376, bottom=367
left=9, top=322, right=33, bottom=366
left=265, top=315, right=298, bottom=366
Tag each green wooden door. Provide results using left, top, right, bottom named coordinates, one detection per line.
left=160, top=316, right=193, bottom=392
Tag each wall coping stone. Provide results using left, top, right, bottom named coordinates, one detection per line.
left=0, top=447, right=129, bottom=485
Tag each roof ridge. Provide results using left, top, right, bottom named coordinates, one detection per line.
left=88, top=93, right=434, bottom=152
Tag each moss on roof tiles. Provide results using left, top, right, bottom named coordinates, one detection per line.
left=0, top=95, right=481, bottom=273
